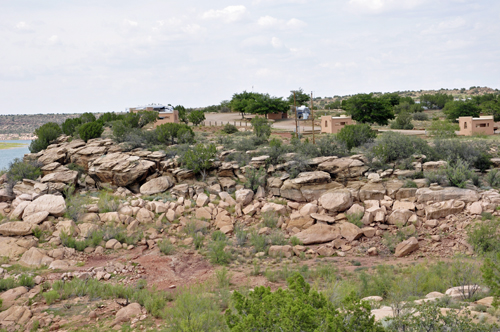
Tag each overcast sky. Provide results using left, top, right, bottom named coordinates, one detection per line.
left=1, top=0, right=499, bottom=114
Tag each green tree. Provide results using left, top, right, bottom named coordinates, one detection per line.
left=379, top=92, right=401, bottom=107
left=344, top=93, right=394, bottom=125
left=188, top=110, right=206, bottom=126
left=443, top=100, right=481, bottom=122
left=288, top=88, right=310, bottom=106
left=79, top=112, right=97, bottom=124
left=29, top=122, right=63, bottom=153
left=420, top=93, right=454, bottom=109
left=181, top=143, right=217, bottom=180
left=427, top=120, right=459, bottom=138
left=78, top=121, right=104, bottom=142
left=480, top=99, right=500, bottom=121
left=156, top=123, right=194, bottom=145
left=390, top=112, right=414, bottom=130
left=230, top=91, right=259, bottom=119
left=336, top=124, right=377, bottom=151
left=98, top=112, right=124, bottom=125
left=250, top=117, right=272, bottom=139
left=61, top=117, right=82, bottom=136
left=226, top=273, right=383, bottom=332
left=393, top=102, right=423, bottom=114
left=175, top=105, right=189, bottom=124
left=246, top=93, right=290, bottom=118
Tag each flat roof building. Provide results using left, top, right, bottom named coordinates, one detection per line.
left=321, top=115, right=354, bottom=134
left=129, top=104, right=179, bottom=126
left=458, top=116, right=494, bottom=136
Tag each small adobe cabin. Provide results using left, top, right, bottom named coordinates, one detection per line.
left=458, top=116, right=494, bottom=136
left=129, top=104, right=179, bottom=127
left=321, top=115, right=354, bottom=134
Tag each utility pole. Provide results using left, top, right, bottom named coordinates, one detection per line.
left=310, top=91, right=315, bottom=144
left=291, top=90, right=298, bottom=137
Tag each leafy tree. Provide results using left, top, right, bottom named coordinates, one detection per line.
left=156, top=123, right=194, bottom=145
left=230, top=91, right=259, bottom=119
left=78, top=121, right=104, bottom=142
left=379, top=92, right=401, bottom=107
left=480, top=99, right=500, bottom=121
left=98, top=112, right=124, bottom=125
left=188, top=110, right=206, bottom=126
left=181, top=143, right=217, bottom=180
left=61, top=118, right=82, bottom=136
left=250, top=117, right=272, bottom=139
left=420, top=93, right=453, bottom=109
left=399, top=96, right=415, bottom=105
left=29, top=122, right=62, bottom=153
left=443, top=100, right=481, bottom=122
left=5, top=158, right=42, bottom=189
left=175, top=105, right=189, bottom=124
left=427, top=120, right=459, bottom=138
left=137, top=110, right=158, bottom=127
left=287, top=88, right=310, bottom=106
left=246, top=93, right=290, bottom=118
left=344, top=93, right=394, bottom=125
left=325, top=100, right=342, bottom=109
left=226, top=273, right=384, bottom=332
left=393, top=102, right=423, bottom=114
left=390, top=112, right=414, bottom=130
left=79, top=112, right=97, bottom=124
left=337, top=124, right=377, bottom=151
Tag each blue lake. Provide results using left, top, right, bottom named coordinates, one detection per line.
left=0, top=140, right=31, bottom=170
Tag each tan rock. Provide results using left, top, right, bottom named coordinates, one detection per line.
left=299, top=203, right=318, bottom=217
left=261, top=202, right=287, bottom=215
left=22, top=194, right=66, bottom=218
left=235, top=189, right=254, bottom=206
left=425, top=200, right=465, bottom=219
left=339, top=222, right=362, bottom=242
left=40, top=170, right=78, bottom=185
left=393, top=201, right=415, bottom=211
left=196, top=193, right=210, bottom=207
left=367, top=247, right=378, bottom=256
left=268, top=245, right=293, bottom=258
left=295, top=223, right=340, bottom=245
left=113, top=303, right=142, bottom=325
left=394, top=237, right=419, bottom=257
left=416, top=187, right=479, bottom=203
left=0, top=287, right=28, bottom=309
left=359, top=182, right=386, bottom=201
left=316, top=246, right=335, bottom=256
left=139, top=176, right=174, bottom=195
left=0, top=222, right=33, bottom=236
left=362, top=227, right=376, bottom=238
left=19, top=247, right=53, bottom=267
left=136, top=208, right=154, bottom=223
left=195, top=207, right=212, bottom=220
left=9, top=201, right=30, bottom=220
left=319, top=189, right=352, bottom=212
left=387, top=209, right=413, bottom=225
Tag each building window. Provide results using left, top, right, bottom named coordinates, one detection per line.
left=340, top=122, right=346, bottom=125
left=464, top=122, right=467, bottom=129
left=324, top=121, right=327, bottom=127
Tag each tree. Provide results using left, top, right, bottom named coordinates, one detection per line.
left=481, top=99, right=500, bottom=121
left=225, top=273, right=384, bottom=332
left=29, top=122, right=62, bottom=153
left=427, top=120, right=459, bottom=138
left=379, top=92, right=400, bottom=107
left=181, top=143, right=217, bottom=181
left=79, top=112, right=97, bottom=124
left=156, top=123, right=194, bottom=145
left=390, top=112, right=414, bottom=130
left=344, top=93, right=394, bottom=125
left=61, top=118, right=82, bottom=136
left=137, top=110, right=158, bottom=127
left=246, top=93, right=289, bottom=118
left=443, top=100, right=481, bottom=122
left=175, top=105, right=189, bottom=124
left=230, top=91, right=260, bottom=119
left=188, top=110, right=205, bottom=126
left=420, top=93, right=453, bottom=109
left=287, top=88, right=310, bottom=106
left=78, top=121, right=104, bottom=142
left=250, top=117, right=272, bottom=139
left=393, top=102, right=423, bottom=114
left=337, top=124, right=377, bottom=151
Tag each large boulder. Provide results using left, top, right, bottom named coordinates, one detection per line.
left=235, top=189, right=254, bottom=206
left=416, top=187, right=479, bottom=203
left=40, top=170, right=78, bottom=185
left=268, top=245, right=293, bottom=258
left=295, top=223, right=340, bottom=245
left=113, top=303, right=142, bottom=325
left=359, top=182, right=386, bottom=201
left=19, top=247, right=53, bottom=267
left=0, top=237, right=30, bottom=258
left=22, top=194, right=66, bottom=218
left=9, top=201, right=30, bottom=220
left=424, top=200, right=465, bottom=219
left=319, top=190, right=352, bottom=212
left=387, top=209, right=413, bottom=225
left=88, top=153, right=155, bottom=187
left=317, top=157, right=369, bottom=179
left=394, top=237, right=419, bottom=257
left=0, top=222, right=33, bottom=236
left=290, top=171, right=331, bottom=185
left=339, top=222, right=362, bottom=242
left=196, top=193, right=209, bottom=207
left=139, top=176, right=174, bottom=195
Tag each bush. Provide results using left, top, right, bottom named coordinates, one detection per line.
left=97, top=191, right=120, bottom=213
left=244, top=167, right=266, bottom=192
left=424, top=170, right=448, bottom=186
left=5, top=158, right=42, bottom=189
left=336, top=124, right=377, bottom=151
left=29, top=122, right=62, bottom=153
left=346, top=212, right=363, bottom=227
left=61, top=117, right=82, bottom=136
left=262, top=211, right=278, bottom=228
left=316, top=134, right=349, bottom=157
left=427, top=120, right=459, bottom=138
left=64, top=187, right=93, bottom=222
left=188, top=110, right=205, bottom=126
left=159, top=239, right=175, bottom=255
left=251, top=117, right=272, bottom=139
left=249, top=231, right=268, bottom=254
left=444, top=158, right=472, bottom=188
left=486, top=169, right=500, bottom=187
left=156, top=123, right=194, bottom=145
left=390, top=112, right=414, bottom=130
left=43, top=290, right=60, bottom=305
left=225, top=152, right=250, bottom=167
left=266, top=138, right=286, bottom=165
left=432, top=139, right=485, bottom=168
left=413, top=112, right=429, bottom=121
left=290, top=236, right=302, bottom=246
left=468, top=218, right=500, bottom=254
left=222, top=123, right=238, bottom=134
left=18, top=274, right=34, bottom=288
left=207, top=240, right=232, bottom=265
left=367, top=132, right=432, bottom=165
left=443, top=100, right=481, bottom=121
left=180, top=143, right=217, bottom=181
left=403, top=180, right=418, bottom=188
left=78, top=121, right=104, bottom=142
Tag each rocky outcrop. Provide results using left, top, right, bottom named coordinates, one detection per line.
left=416, top=187, right=479, bottom=203
left=0, top=222, right=33, bottom=236
left=318, top=190, right=352, bottom=212
left=295, top=224, right=340, bottom=245
left=139, top=176, right=174, bottom=195
left=394, top=237, right=419, bottom=257
left=424, top=200, right=465, bottom=219
left=22, top=194, right=66, bottom=218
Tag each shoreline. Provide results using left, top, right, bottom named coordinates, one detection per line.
left=0, top=134, right=35, bottom=141
left=0, top=142, right=29, bottom=150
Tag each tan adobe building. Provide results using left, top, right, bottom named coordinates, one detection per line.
left=321, top=115, right=354, bottom=134
left=129, top=104, right=179, bottom=127
left=267, top=112, right=288, bottom=120
left=458, top=116, right=494, bottom=136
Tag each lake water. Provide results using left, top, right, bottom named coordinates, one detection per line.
left=0, top=140, right=31, bottom=170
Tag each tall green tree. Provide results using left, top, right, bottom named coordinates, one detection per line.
left=188, top=110, right=205, bottom=126
left=287, top=88, right=310, bottom=106
left=175, top=105, right=188, bottom=124
left=181, top=143, right=217, bottom=181
left=230, top=91, right=260, bottom=119
left=344, top=93, right=394, bottom=125
left=443, top=100, right=481, bottom=122
left=246, top=93, right=290, bottom=118
left=29, top=122, right=63, bottom=153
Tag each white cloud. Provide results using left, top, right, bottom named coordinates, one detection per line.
left=271, top=37, right=283, bottom=48
left=202, top=5, right=247, bottom=23
left=15, top=21, right=33, bottom=32
left=421, top=17, right=466, bottom=34
left=257, top=16, right=307, bottom=30
left=47, top=35, right=60, bottom=46
left=124, top=19, right=138, bottom=27
left=348, top=0, right=427, bottom=13
left=286, top=18, right=307, bottom=29
left=258, top=15, right=279, bottom=27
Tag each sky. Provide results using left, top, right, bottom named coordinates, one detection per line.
left=1, top=0, right=499, bottom=114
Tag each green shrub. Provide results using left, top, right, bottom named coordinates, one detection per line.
left=80, top=112, right=97, bottom=124
left=244, top=167, right=266, bottom=192
left=346, top=212, right=363, bottom=227
left=188, top=110, right=206, bottom=126
left=211, top=230, right=227, bottom=242
left=180, top=143, right=217, bottom=181
left=193, top=233, right=204, bottom=250
left=316, top=134, right=349, bottom=157
left=249, top=231, right=268, bottom=254
left=61, top=117, right=82, bottom=136
left=424, top=170, right=448, bottom=186
left=29, top=122, right=63, bottom=153
left=468, top=218, right=500, bottom=254
left=250, top=117, right=272, bottom=139
left=443, top=100, right=481, bottom=121
left=78, top=121, right=104, bottom=142
left=290, top=236, right=302, bottom=246
left=269, top=230, right=286, bottom=245
left=18, top=274, right=34, bottom=288
left=222, top=123, right=238, bottom=134
left=367, top=132, right=432, bottom=165
left=64, top=186, right=93, bottom=221
left=390, top=112, right=414, bottom=130
left=486, top=169, right=500, bottom=187
left=159, top=239, right=175, bottom=255
left=97, top=191, right=120, bottom=213
left=5, top=158, right=42, bottom=189
left=403, top=180, right=418, bottom=188
left=207, top=240, right=232, bottom=265
left=225, top=152, right=250, bottom=167
left=444, top=158, right=472, bottom=188
left=336, top=124, right=377, bottom=151
left=43, top=290, right=60, bottom=305
left=413, top=112, right=429, bottom=121
left=156, top=123, right=194, bottom=145
left=427, top=120, right=459, bottom=138
left=262, top=211, right=278, bottom=228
